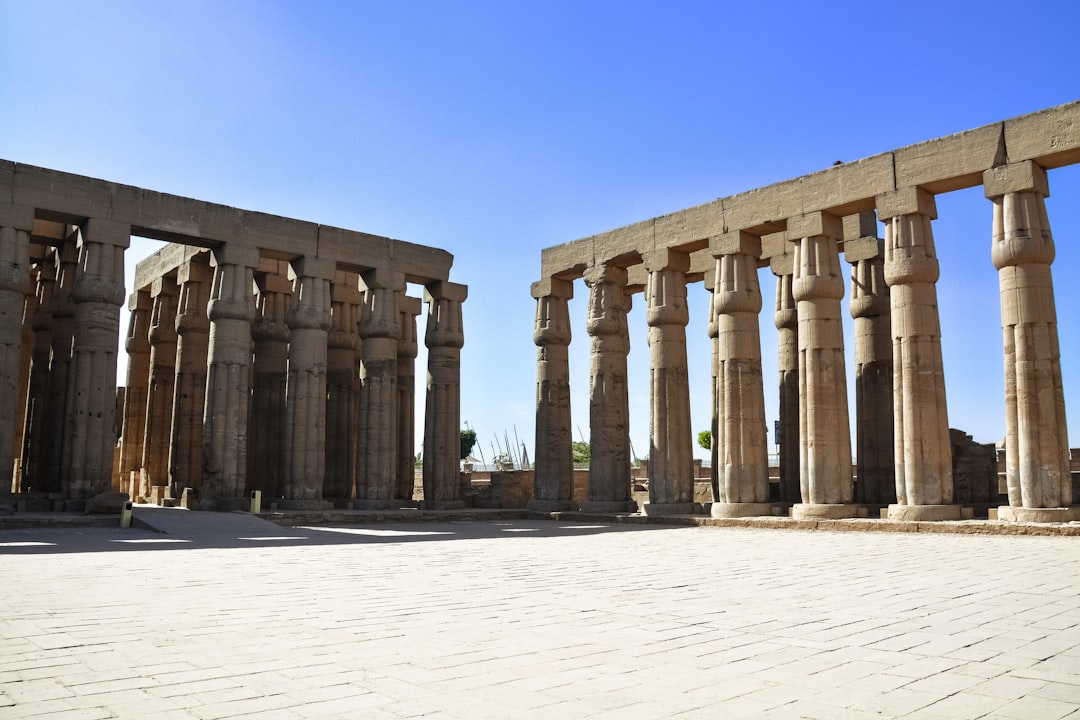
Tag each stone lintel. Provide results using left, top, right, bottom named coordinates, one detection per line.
left=761, top=230, right=789, bottom=261
left=256, top=269, right=293, bottom=295
left=359, top=266, right=404, bottom=293
left=786, top=211, right=843, bottom=241
left=128, top=290, right=152, bottom=311
left=331, top=272, right=363, bottom=304
left=83, top=217, right=131, bottom=249
left=392, top=239, right=454, bottom=285
left=709, top=230, right=761, bottom=258
left=397, top=293, right=423, bottom=316
left=12, top=163, right=113, bottom=223
left=1004, top=100, right=1080, bottom=170
left=290, top=255, right=337, bottom=281
left=211, top=243, right=260, bottom=269
left=983, top=160, right=1049, bottom=199
left=176, top=254, right=213, bottom=285
left=843, top=211, right=878, bottom=241
left=643, top=248, right=691, bottom=273
left=0, top=204, right=35, bottom=231
left=769, top=252, right=794, bottom=276
left=314, top=225, right=391, bottom=274
left=530, top=277, right=574, bottom=300
left=653, top=201, right=724, bottom=251
left=424, top=280, right=468, bottom=303
left=843, top=237, right=885, bottom=264
left=894, top=122, right=1005, bottom=194
left=876, top=186, right=937, bottom=221
left=150, top=275, right=179, bottom=297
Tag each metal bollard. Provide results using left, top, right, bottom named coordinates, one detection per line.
left=120, top=501, right=133, bottom=529
left=250, top=490, right=262, bottom=514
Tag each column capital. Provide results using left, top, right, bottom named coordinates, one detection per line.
left=876, top=186, right=937, bottom=221
left=128, top=290, right=152, bottom=312
left=583, top=263, right=627, bottom=287
left=82, top=218, right=131, bottom=248
left=176, top=256, right=214, bottom=286
left=644, top=248, right=690, bottom=273
left=709, top=230, right=761, bottom=258
left=360, top=266, right=405, bottom=293
left=255, top=270, right=293, bottom=295
left=397, top=293, right=423, bottom=317
left=983, top=160, right=1049, bottom=199
left=769, top=252, right=794, bottom=277
left=530, top=277, right=574, bottom=300
left=424, top=280, right=468, bottom=304
left=211, top=243, right=260, bottom=269
left=786, top=211, right=843, bottom=241
left=843, top=237, right=885, bottom=264
left=290, top=255, right=337, bottom=281
left=151, top=275, right=179, bottom=298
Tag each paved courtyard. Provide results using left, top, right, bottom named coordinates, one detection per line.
left=1, top=514, right=1079, bottom=719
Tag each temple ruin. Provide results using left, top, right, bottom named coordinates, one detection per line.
left=531, top=101, right=1080, bottom=523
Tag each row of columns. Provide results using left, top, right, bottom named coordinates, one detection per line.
left=531, top=162, right=1073, bottom=521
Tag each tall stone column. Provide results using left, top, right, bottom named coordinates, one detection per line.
left=13, top=265, right=35, bottom=492
left=282, top=257, right=334, bottom=508
left=356, top=268, right=402, bottom=508
left=168, top=257, right=212, bottom=500
left=325, top=273, right=361, bottom=505
left=62, top=219, right=128, bottom=504
left=20, top=258, right=56, bottom=494
left=710, top=233, right=772, bottom=518
left=528, top=278, right=575, bottom=512
left=984, top=161, right=1074, bottom=522
left=141, top=276, right=178, bottom=500
left=0, top=206, right=32, bottom=506
left=581, top=263, right=637, bottom=513
left=201, top=245, right=257, bottom=511
left=790, top=212, right=858, bottom=520
left=39, top=240, right=78, bottom=495
left=117, top=291, right=151, bottom=497
left=248, top=266, right=291, bottom=498
left=845, top=217, right=895, bottom=506
left=643, top=249, right=695, bottom=516
left=396, top=294, right=422, bottom=504
left=422, top=280, right=467, bottom=510
left=878, top=188, right=958, bottom=521
left=771, top=252, right=800, bottom=505
left=705, top=271, right=720, bottom=502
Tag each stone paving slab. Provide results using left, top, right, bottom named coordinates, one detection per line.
left=1, top=517, right=1079, bottom=718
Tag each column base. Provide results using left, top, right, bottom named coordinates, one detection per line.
left=997, top=506, right=1080, bottom=523
left=887, top=504, right=962, bottom=522
left=710, top=502, right=776, bottom=519
left=791, top=503, right=861, bottom=520
left=197, top=496, right=251, bottom=512
left=351, top=499, right=407, bottom=510
left=276, top=499, right=334, bottom=511
left=579, top=500, right=639, bottom=514
left=642, top=502, right=700, bottom=517
left=423, top=500, right=466, bottom=510
left=527, top=499, right=575, bottom=512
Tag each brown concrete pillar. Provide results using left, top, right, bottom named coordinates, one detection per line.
left=201, top=244, right=257, bottom=511
left=325, top=272, right=362, bottom=505
left=38, top=240, right=78, bottom=495
left=20, top=258, right=56, bottom=494
left=878, top=188, right=959, bottom=521
left=395, top=294, right=422, bottom=504
left=357, top=268, right=403, bottom=508
left=790, top=212, right=858, bottom=519
left=62, top=219, right=128, bottom=503
left=770, top=251, right=800, bottom=505
left=248, top=264, right=291, bottom=498
left=581, top=263, right=637, bottom=513
left=845, top=216, right=896, bottom=506
left=984, top=162, right=1075, bottom=522
left=117, top=290, right=151, bottom=498
left=168, top=256, right=212, bottom=500
left=528, top=277, right=575, bottom=512
left=141, top=276, right=178, bottom=500
left=710, top=232, right=772, bottom=518
left=281, top=256, right=334, bottom=508
left=0, top=206, right=32, bottom=506
left=422, top=280, right=467, bottom=509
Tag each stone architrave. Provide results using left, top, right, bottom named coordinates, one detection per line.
left=325, top=272, right=362, bottom=504
left=422, top=281, right=467, bottom=510
left=357, top=268, right=403, bottom=508
left=62, top=219, right=128, bottom=503
left=395, top=294, right=422, bottom=504
left=117, top=291, right=151, bottom=498
left=985, top=162, right=1075, bottom=522
left=282, top=256, right=334, bottom=509
left=878, top=188, right=959, bottom=521
left=845, top=217, right=896, bottom=506
left=528, top=277, right=574, bottom=512
left=20, top=258, right=56, bottom=494
left=770, top=251, right=800, bottom=505
left=168, top=256, right=212, bottom=500
left=0, top=205, right=32, bottom=506
left=201, top=244, right=258, bottom=511
left=710, top=233, right=772, bottom=518
left=790, top=212, right=858, bottom=520
left=581, top=264, right=637, bottom=513
left=141, top=276, right=178, bottom=500
left=248, top=265, right=291, bottom=499
left=38, top=240, right=78, bottom=495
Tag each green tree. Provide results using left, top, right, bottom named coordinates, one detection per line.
left=460, top=428, right=478, bottom=460
left=572, top=441, right=590, bottom=465
left=697, top=430, right=712, bottom=451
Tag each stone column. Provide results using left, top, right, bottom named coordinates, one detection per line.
left=771, top=252, right=800, bottom=505
left=704, top=270, right=721, bottom=503
left=62, top=219, right=128, bottom=504
left=789, top=212, right=858, bottom=520
left=0, top=206, right=32, bottom=506
left=117, top=291, right=151, bottom=498
left=878, top=188, right=959, bottom=521
left=20, top=258, right=56, bottom=494
left=984, top=161, right=1075, bottom=522
left=643, top=249, right=695, bottom=516
left=422, top=280, right=467, bottom=510
left=845, top=216, right=896, bottom=506
left=710, top=232, right=772, bottom=518
left=141, top=276, right=178, bottom=500
left=39, top=240, right=78, bottom=495
left=396, top=294, right=422, bottom=504
left=281, top=256, right=334, bottom=509
left=248, top=264, right=291, bottom=498
left=528, top=278, right=574, bottom=512
left=13, top=265, right=35, bottom=492
left=356, top=268, right=402, bottom=508
left=325, top=272, right=361, bottom=505
left=168, top=257, right=212, bottom=500
left=201, top=244, right=257, bottom=511
left=581, top=263, right=637, bottom=513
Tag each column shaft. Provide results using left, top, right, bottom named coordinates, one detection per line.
left=38, top=240, right=78, bottom=495
left=168, top=258, right=212, bottom=500
left=771, top=254, right=800, bottom=505
left=357, top=270, right=402, bottom=507
left=395, top=295, right=422, bottom=503
left=117, top=291, right=151, bottom=497
left=325, top=275, right=361, bottom=503
left=422, top=281, right=467, bottom=509
left=141, top=277, right=178, bottom=499
left=20, top=258, right=56, bottom=494
left=529, top=278, right=574, bottom=511
left=0, top=207, right=32, bottom=505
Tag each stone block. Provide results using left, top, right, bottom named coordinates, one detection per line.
left=654, top=200, right=724, bottom=250
left=983, top=160, right=1049, bottom=198
left=894, top=122, right=1005, bottom=193
left=84, top=491, right=129, bottom=514
left=1003, top=100, right=1080, bottom=169
left=13, top=163, right=114, bottom=221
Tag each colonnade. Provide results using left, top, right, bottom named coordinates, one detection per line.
left=531, top=102, right=1079, bottom=523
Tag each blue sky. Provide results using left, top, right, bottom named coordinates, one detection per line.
left=2, top=0, right=1078, bottom=463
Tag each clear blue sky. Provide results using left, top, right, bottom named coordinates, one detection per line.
left=2, top=0, right=1078, bottom=464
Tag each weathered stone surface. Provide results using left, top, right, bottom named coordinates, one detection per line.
left=84, top=491, right=129, bottom=514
